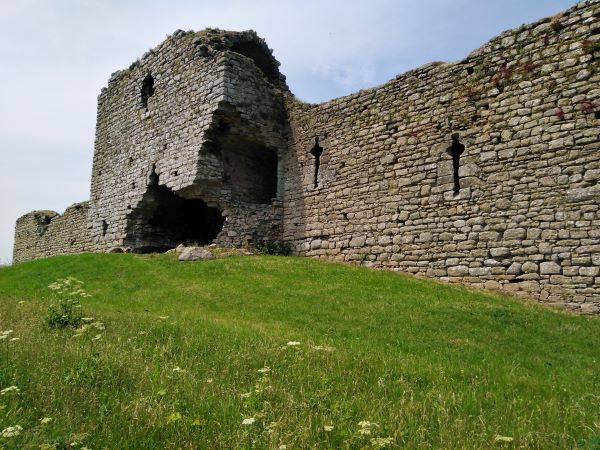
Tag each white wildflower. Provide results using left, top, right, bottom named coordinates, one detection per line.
left=1, top=425, right=22, bottom=437
left=370, top=437, right=394, bottom=448
left=264, top=421, right=278, bottom=434
left=242, top=417, right=256, bottom=425
left=324, top=425, right=334, bottom=432
left=0, top=386, right=20, bottom=395
left=358, top=421, right=378, bottom=435
left=257, top=367, right=271, bottom=373
left=358, top=421, right=378, bottom=428
left=286, top=341, right=301, bottom=346
left=312, top=345, right=335, bottom=352
left=240, top=392, right=252, bottom=398
left=40, top=417, right=53, bottom=424
left=206, top=378, right=214, bottom=383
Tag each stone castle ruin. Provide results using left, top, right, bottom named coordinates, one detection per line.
left=14, top=1, right=600, bottom=312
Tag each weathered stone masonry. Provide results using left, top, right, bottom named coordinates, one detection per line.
left=13, top=202, right=92, bottom=261
left=14, top=1, right=600, bottom=312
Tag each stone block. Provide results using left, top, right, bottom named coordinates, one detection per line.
left=479, top=231, right=500, bottom=241
left=540, top=261, right=561, bottom=275
left=522, top=261, right=539, bottom=273
left=567, top=185, right=600, bottom=203
left=506, top=262, right=522, bottom=275
left=448, top=266, right=469, bottom=277
left=349, top=236, right=366, bottom=247
left=469, top=267, right=491, bottom=276
left=490, top=247, right=510, bottom=257
left=179, top=247, right=215, bottom=261
left=504, top=228, right=526, bottom=240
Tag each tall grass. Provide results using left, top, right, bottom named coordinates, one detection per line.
left=0, top=253, right=598, bottom=448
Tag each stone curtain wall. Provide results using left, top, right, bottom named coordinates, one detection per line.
left=13, top=202, right=92, bottom=263
left=283, top=1, right=600, bottom=312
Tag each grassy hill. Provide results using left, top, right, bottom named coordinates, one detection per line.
left=0, top=253, right=598, bottom=449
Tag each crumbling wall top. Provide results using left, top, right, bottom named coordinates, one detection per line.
left=106, top=28, right=288, bottom=92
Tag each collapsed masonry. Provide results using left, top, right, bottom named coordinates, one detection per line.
left=14, top=1, right=600, bottom=312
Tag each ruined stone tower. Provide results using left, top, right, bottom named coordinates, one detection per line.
left=14, top=1, right=600, bottom=312
left=89, top=29, right=290, bottom=253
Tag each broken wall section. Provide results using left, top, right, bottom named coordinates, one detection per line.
left=13, top=202, right=93, bottom=263
left=216, top=49, right=289, bottom=246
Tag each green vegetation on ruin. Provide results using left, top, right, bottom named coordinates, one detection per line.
left=0, top=253, right=598, bottom=449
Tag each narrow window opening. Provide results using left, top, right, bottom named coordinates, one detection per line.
left=446, top=134, right=465, bottom=194
left=101, top=220, right=108, bottom=236
left=310, top=137, right=324, bottom=188
left=141, top=74, right=155, bottom=110
left=595, top=111, right=600, bottom=120
left=467, top=67, right=474, bottom=75
left=149, top=164, right=159, bottom=186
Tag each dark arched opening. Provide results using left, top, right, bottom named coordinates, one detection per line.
left=222, top=138, right=278, bottom=204
left=210, top=115, right=279, bottom=204
left=125, top=170, right=224, bottom=252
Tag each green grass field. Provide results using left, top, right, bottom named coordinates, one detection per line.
left=0, top=253, right=598, bottom=449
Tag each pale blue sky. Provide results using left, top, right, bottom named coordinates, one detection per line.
left=0, top=0, right=580, bottom=263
